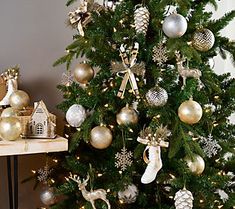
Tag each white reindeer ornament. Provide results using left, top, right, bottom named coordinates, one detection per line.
left=69, top=174, right=111, bottom=209
left=175, top=51, right=203, bottom=90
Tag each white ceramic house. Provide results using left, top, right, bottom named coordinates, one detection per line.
left=27, top=100, right=56, bottom=138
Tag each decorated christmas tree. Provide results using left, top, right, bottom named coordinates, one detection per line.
left=49, top=0, right=235, bottom=208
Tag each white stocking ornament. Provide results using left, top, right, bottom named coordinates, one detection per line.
left=137, top=126, right=170, bottom=184
left=141, top=145, right=163, bottom=184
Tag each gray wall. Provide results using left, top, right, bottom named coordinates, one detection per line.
left=0, top=1, right=73, bottom=209
left=0, top=1, right=234, bottom=209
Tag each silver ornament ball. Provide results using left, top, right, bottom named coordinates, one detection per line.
left=40, top=187, right=56, bottom=206
left=66, top=104, right=86, bottom=127
left=90, top=126, right=113, bottom=149
left=192, top=28, right=215, bottom=52
left=162, top=13, right=187, bottom=38
left=146, top=86, right=168, bottom=107
left=118, top=184, right=139, bottom=204
left=116, top=106, right=138, bottom=125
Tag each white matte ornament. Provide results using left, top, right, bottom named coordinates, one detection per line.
left=66, top=104, right=86, bottom=127
left=174, top=188, right=193, bottom=209
left=162, top=13, right=187, bottom=38
left=118, top=184, right=139, bottom=204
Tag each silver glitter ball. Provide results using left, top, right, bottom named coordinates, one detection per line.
left=192, top=28, right=215, bottom=51
left=40, top=187, right=56, bottom=206
left=146, top=86, right=168, bottom=107
left=162, top=13, right=187, bottom=38
left=118, top=184, right=139, bottom=204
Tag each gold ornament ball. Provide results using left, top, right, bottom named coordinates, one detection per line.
left=0, top=117, right=22, bottom=141
left=184, top=154, right=205, bottom=175
left=116, top=106, right=138, bottom=126
left=178, top=99, right=202, bottom=124
left=1, top=107, right=19, bottom=117
left=74, top=63, right=94, bottom=84
left=90, top=126, right=113, bottom=149
left=9, top=90, right=30, bottom=110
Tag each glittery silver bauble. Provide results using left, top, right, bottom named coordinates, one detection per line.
left=66, top=104, right=86, bottom=127
left=146, top=86, right=168, bottom=107
left=9, top=90, right=30, bottom=110
left=116, top=105, right=138, bottom=125
left=1, top=107, right=19, bottom=117
left=118, top=184, right=139, bottom=204
left=90, top=126, right=113, bottom=149
left=134, top=5, right=150, bottom=36
left=184, top=154, right=205, bottom=175
left=192, top=28, right=215, bottom=51
left=40, top=187, right=56, bottom=206
left=174, top=188, right=193, bottom=209
left=178, top=99, right=202, bottom=124
left=162, top=13, right=187, bottom=38
left=0, top=117, right=22, bottom=141
left=74, top=63, right=94, bottom=84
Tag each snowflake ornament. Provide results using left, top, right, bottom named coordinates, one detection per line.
left=152, top=42, right=168, bottom=66
left=37, top=164, right=52, bottom=183
left=200, top=134, right=221, bottom=158
left=115, top=147, right=133, bottom=171
left=61, top=71, right=73, bottom=86
left=215, top=189, right=229, bottom=203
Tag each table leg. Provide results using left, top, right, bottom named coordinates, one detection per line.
left=13, top=156, right=18, bottom=209
left=7, top=156, right=13, bottom=209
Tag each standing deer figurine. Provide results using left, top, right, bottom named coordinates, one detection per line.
left=69, top=174, right=111, bottom=209
left=175, top=51, right=203, bottom=90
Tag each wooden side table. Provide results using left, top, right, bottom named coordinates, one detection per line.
left=0, top=136, right=68, bottom=209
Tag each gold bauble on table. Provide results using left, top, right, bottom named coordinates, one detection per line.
left=178, top=98, right=202, bottom=124
left=1, top=107, right=19, bottom=117
left=0, top=117, right=22, bottom=141
left=74, top=63, right=94, bottom=84
left=9, top=90, right=30, bottom=110
left=116, top=105, right=138, bottom=126
left=90, top=126, right=113, bottom=149
left=184, top=154, right=205, bottom=175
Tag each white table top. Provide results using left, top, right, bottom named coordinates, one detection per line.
left=0, top=136, right=68, bottom=156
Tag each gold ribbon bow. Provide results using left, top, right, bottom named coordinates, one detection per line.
left=111, top=42, right=145, bottom=98
left=68, top=0, right=103, bottom=36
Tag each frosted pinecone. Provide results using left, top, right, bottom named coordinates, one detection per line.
left=174, top=188, right=193, bottom=209
left=134, top=5, right=150, bottom=36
